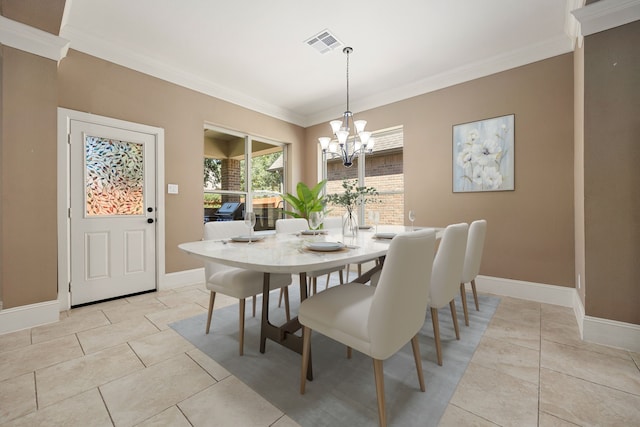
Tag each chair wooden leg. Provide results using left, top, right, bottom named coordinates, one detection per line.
left=410, top=335, right=426, bottom=392
left=278, top=288, right=283, bottom=307
left=460, top=283, right=470, bottom=326
left=471, top=279, right=479, bottom=311
left=312, top=277, right=318, bottom=296
left=373, top=359, right=387, bottom=427
left=450, top=300, right=460, bottom=340
left=358, top=263, right=362, bottom=276
left=284, top=287, right=291, bottom=322
left=300, top=326, right=311, bottom=394
left=339, top=269, right=344, bottom=284
left=205, top=291, right=216, bottom=334
left=239, top=298, right=246, bottom=356
left=252, top=295, right=256, bottom=317
left=347, top=346, right=352, bottom=359
left=431, top=307, right=443, bottom=366
left=324, top=272, right=331, bottom=291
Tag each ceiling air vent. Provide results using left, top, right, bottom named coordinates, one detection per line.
left=305, top=29, right=342, bottom=54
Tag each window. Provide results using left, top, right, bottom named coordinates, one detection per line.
left=323, top=126, right=404, bottom=225
left=204, top=127, right=286, bottom=230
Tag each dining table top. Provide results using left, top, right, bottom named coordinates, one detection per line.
left=178, top=224, right=444, bottom=274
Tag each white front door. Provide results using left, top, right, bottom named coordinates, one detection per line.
left=69, top=120, right=157, bottom=305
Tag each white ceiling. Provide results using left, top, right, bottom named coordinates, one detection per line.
left=60, top=0, right=579, bottom=127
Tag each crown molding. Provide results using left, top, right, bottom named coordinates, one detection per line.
left=59, top=22, right=574, bottom=129
left=565, top=0, right=586, bottom=48
left=305, top=34, right=574, bottom=127
left=571, top=0, right=640, bottom=36
left=59, top=24, right=307, bottom=127
left=0, top=16, right=69, bottom=62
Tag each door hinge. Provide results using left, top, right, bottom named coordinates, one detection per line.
left=68, top=207, right=72, bottom=218
left=68, top=282, right=71, bottom=292
left=67, top=133, right=71, bottom=144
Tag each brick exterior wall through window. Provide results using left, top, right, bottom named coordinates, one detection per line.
left=326, top=143, right=404, bottom=225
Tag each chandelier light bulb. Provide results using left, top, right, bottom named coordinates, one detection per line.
left=359, top=131, right=371, bottom=146
left=336, top=130, right=349, bottom=145
left=366, top=138, right=375, bottom=151
left=330, top=120, right=342, bottom=134
left=318, top=137, right=331, bottom=150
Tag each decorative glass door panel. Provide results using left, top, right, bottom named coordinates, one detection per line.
left=85, top=136, right=145, bottom=216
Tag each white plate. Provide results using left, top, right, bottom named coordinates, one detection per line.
left=374, top=232, right=396, bottom=239
left=231, top=235, right=265, bottom=242
left=306, top=242, right=345, bottom=252
left=301, top=229, right=328, bottom=235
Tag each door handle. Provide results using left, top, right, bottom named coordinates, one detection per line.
left=147, top=218, right=154, bottom=224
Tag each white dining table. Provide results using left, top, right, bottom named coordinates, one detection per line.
left=179, top=225, right=443, bottom=379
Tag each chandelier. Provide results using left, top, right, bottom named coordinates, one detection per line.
left=318, top=47, right=374, bottom=168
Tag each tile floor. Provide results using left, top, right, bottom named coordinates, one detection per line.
left=1, top=282, right=639, bottom=426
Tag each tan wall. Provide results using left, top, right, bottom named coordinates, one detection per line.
left=57, top=50, right=306, bottom=275
left=1, top=47, right=59, bottom=308
left=307, top=54, right=575, bottom=287
left=583, top=21, right=640, bottom=324
left=0, top=0, right=66, bottom=35
left=0, top=46, right=305, bottom=308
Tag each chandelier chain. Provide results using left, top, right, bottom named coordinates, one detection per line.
left=345, top=49, right=350, bottom=112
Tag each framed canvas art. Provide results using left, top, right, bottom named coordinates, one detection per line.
left=453, top=114, right=514, bottom=192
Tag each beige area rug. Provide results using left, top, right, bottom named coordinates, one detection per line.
left=171, top=284, right=498, bottom=427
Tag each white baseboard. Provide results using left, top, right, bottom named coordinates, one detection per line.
left=475, top=275, right=575, bottom=307
left=583, top=316, right=640, bottom=353
left=476, top=275, right=639, bottom=352
left=0, top=300, right=60, bottom=335
left=159, top=268, right=204, bottom=290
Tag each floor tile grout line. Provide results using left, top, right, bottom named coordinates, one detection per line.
left=448, top=402, right=502, bottom=426
left=97, top=385, right=117, bottom=426
left=540, top=365, right=640, bottom=398
left=176, top=403, right=196, bottom=427
left=539, top=410, right=582, bottom=426
left=184, top=350, right=229, bottom=382
left=540, top=336, right=636, bottom=363
left=632, top=353, right=640, bottom=372
left=33, top=370, right=39, bottom=411
left=126, top=341, right=150, bottom=369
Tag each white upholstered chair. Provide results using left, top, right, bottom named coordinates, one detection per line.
left=460, top=219, right=487, bottom=326
left=203, top=221, right=292, bottom=355
left=428, top=222, right=468, bottom=366
left=275, top=218, right=345, bottom=295
left=299, top=229, right=436, bottom=427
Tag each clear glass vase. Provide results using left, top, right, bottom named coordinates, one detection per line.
left=342, top=210, right=358, bottom=237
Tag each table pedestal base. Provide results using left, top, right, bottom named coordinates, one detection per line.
left=260, top=272, right=313, bottom=380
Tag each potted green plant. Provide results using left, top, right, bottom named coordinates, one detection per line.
left=325, top=179, right=378, bottom=236
left=282, top=180, right=327, bottom=220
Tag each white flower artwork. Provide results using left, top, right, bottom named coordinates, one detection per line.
left=453, top=114, right=514, bottom=192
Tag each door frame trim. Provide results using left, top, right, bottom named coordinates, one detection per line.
left=57, top=108, right=166, bottom=310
